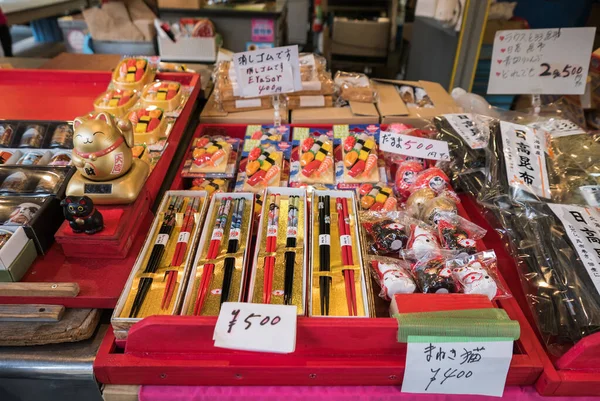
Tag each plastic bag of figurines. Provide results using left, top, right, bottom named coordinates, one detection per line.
left=436, top=212, right=486, bottom=255
left=411, top=250, right=460, bottom=294
left=446, top=250, right=509, bottom=301
left=366, top=255, right=416, bottom=300
left=359, top=211, right=410, bottom=257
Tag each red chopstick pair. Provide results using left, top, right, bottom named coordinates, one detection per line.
left=263, top=195, right=280, bottom=304
left=161, top=198, right=199, bottom=310
left=336, top=198, right=358, bottom=316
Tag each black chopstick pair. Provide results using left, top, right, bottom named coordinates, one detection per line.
left=318, top=195, right=331, bottom=316
left=283, top=195, right=299, bottom=305
left=220, top=197, right=246, bottom=305
left=129, top=196, right=184, bottom=318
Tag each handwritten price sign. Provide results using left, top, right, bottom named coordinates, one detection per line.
left=233, top=45, right=303, bottom=98
left=379, top=131, right=450, bottom=161
left=487, top=27, right=595, bottom=95
left=213, top=302, right=297, bottom=353
left=401, top=337, right=513, bottom=397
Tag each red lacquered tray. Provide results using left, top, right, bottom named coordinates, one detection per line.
left=462, top=195, right=600, bottom=396
left=0, top=69, right=201, bottom=309
left=93, top=125, right=545, bottom=387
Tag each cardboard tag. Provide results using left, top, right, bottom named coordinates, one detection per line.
left=488, top=27, right=596, bottom=95
left=402, top=336, right=513, bottom=397
left=233, top=45, right=302, bottom=98
left=213, top=302, right=297, bottom=353
left=379, top=131, right=450, bottom=161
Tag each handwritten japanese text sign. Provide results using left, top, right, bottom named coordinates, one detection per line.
left=487, top=27, right=596, bottom=95
left=402, top=337, right=513, bottom=397
left=232, top=45, right=302, bottom=98
left=379, top=131, right=450, bottom=161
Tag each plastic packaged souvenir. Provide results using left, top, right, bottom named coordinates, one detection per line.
left=399, top=85, right=415, bottom=104
left=50, top=124, right=74, bottom=149
left=141, top=81, right=183, bottom=111
left=0, top=229, right=12, bottom=250
left=189, top=136, right=233, bottom=174
left=405, top=188, right=436, bottom=218
left=409, top=167, right=454, bottom=196
left=0, top=123, right=16, bottom=147
left=447, top=250, right=509, bottom=301
left=34, top=172, right=61, bottom=194
left=16, top=150, right=50, bottom=166
left=394, top=161, right=424, bottom=200
left=419, top=194, right=458, bottom=226
left=334, top=71, right=377, bottom=103
left=6, top=202, right=40, bottom=225
left=358, top=183, right=397, bottom=211
left=238, top=144, right=285, bottom=193
left=298, top=132, right=335, bottom=185
left=189, top=177, right=229, bottom=195
left=360, top=212, right=409, bottom=257
left=112, top=57, right=156, bottom=91
left=49, top=151, right=72, bottom=166
left=367, top=256, right=416, bottom=300
left=406, top=223, right=440, bottom=253
left=342, top=132, right=379, bottom=183
left=221, top=97, right=273, bottom=113
left=436, top=212, right=486, bottom=254
left=299, top=53, right=327, bottom=81
left=245, top=124, right=290, bottom=142
left=0, top=150, right=19, bottom=165
left=0, top=171, right=28, bottom=193
left=19, top=125, right=45, bottom=148
left=127, top=107, right=167, bottom=145
left=412, top=251, right=458, bottom=294
left=94, top=89, right=140, bottom=117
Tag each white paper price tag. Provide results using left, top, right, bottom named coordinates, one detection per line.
left=487, top=27, right=596, bottom=95
left=402, top=337, right=513, bottom=397
left=155, top=234, right=169, bottom=246
left=177, top=231, right=190, bottom=244
left=443, top=113, right=492, bottom=149
left=340, top=235, right=352, bottom=247
left=379, top=131, right=450, bottom=161
left=213, top=302, right=297, bottom=353
left=318, top=234, right=331, bottom=246
left=233, top=45, right=303, bottom=98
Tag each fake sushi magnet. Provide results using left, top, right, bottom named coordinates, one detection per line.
left=190, top=136, right=232, bottom=174
left=127, top=107, right=167, bottom=145
left=94, top=89, right=140, bottom=117
left=243, top=146, right=282, bottom=192
left=112, top=58, right=155, bottom=91
left=343, top=133, right=379, bottom=183
left=299, top=134, right=334, bottom=184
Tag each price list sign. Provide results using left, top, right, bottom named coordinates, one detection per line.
left=233, top=45, right=303, bottom=98
left=402, top=337, right=513, bottom=397
left=487, top=27, right=596, bottom=95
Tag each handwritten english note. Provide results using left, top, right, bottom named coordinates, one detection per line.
left=232, top=45, right=302, bottom=98
left=379, top=131, right=450, bottom=161
left=213, top=302, right=297, bottom=353
left=487, top=27, right=596, bottom=95
left=401, top=337, right=514, bottom=397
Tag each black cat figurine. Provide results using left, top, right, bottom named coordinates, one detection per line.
left=60, top=196, right=104, bottom=234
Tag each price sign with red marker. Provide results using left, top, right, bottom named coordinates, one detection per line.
left=487, top=27, right=596, bottom=95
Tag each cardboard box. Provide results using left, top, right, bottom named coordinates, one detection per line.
left=0, top=227, right=38, bottom=282
left=331, top=18, right=390, bottom=58
left=374, top=79, right=460, bottom=124
left=157, top=0, right=203, bottom=9
left=201, top=93, right=289, bottom=124
left=291, top=102, right=379, bottom=124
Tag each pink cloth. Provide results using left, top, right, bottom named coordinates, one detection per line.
left=140, top=385, right=600, bottom=401
left=0, top=8, right=6, bottom=25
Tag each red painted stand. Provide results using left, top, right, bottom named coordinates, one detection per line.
left=0, top=69, right=201, bottom=309
left=93, top=124, right=546, bottom=388
left=462, top=195, right=600, bottom=396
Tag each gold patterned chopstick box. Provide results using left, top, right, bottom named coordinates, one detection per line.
left=112, top=190, right=209, bottom=340
left=248, top=187, right=308, bottom=315
left=309, top=189, right=373, bottom=317
left=181, top=192, right=255, bottom=316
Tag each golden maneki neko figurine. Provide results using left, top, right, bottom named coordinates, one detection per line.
left=66, top=112, right=149, bottom=204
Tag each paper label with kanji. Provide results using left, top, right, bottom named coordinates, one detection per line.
left=548, top=204, right=600, bottom=294
left=500, top=121, right=551, bottom=199
left=443, top=113, right=493, bottom=149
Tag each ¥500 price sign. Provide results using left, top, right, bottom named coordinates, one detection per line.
left=379, top=131, right=450, bottom=161
left=213, top=302, right=297, bottom=353
left=401, top=337, right=513, bottom=397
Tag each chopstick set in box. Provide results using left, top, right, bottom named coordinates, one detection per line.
left=113, top=188, right=374, bottom=337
